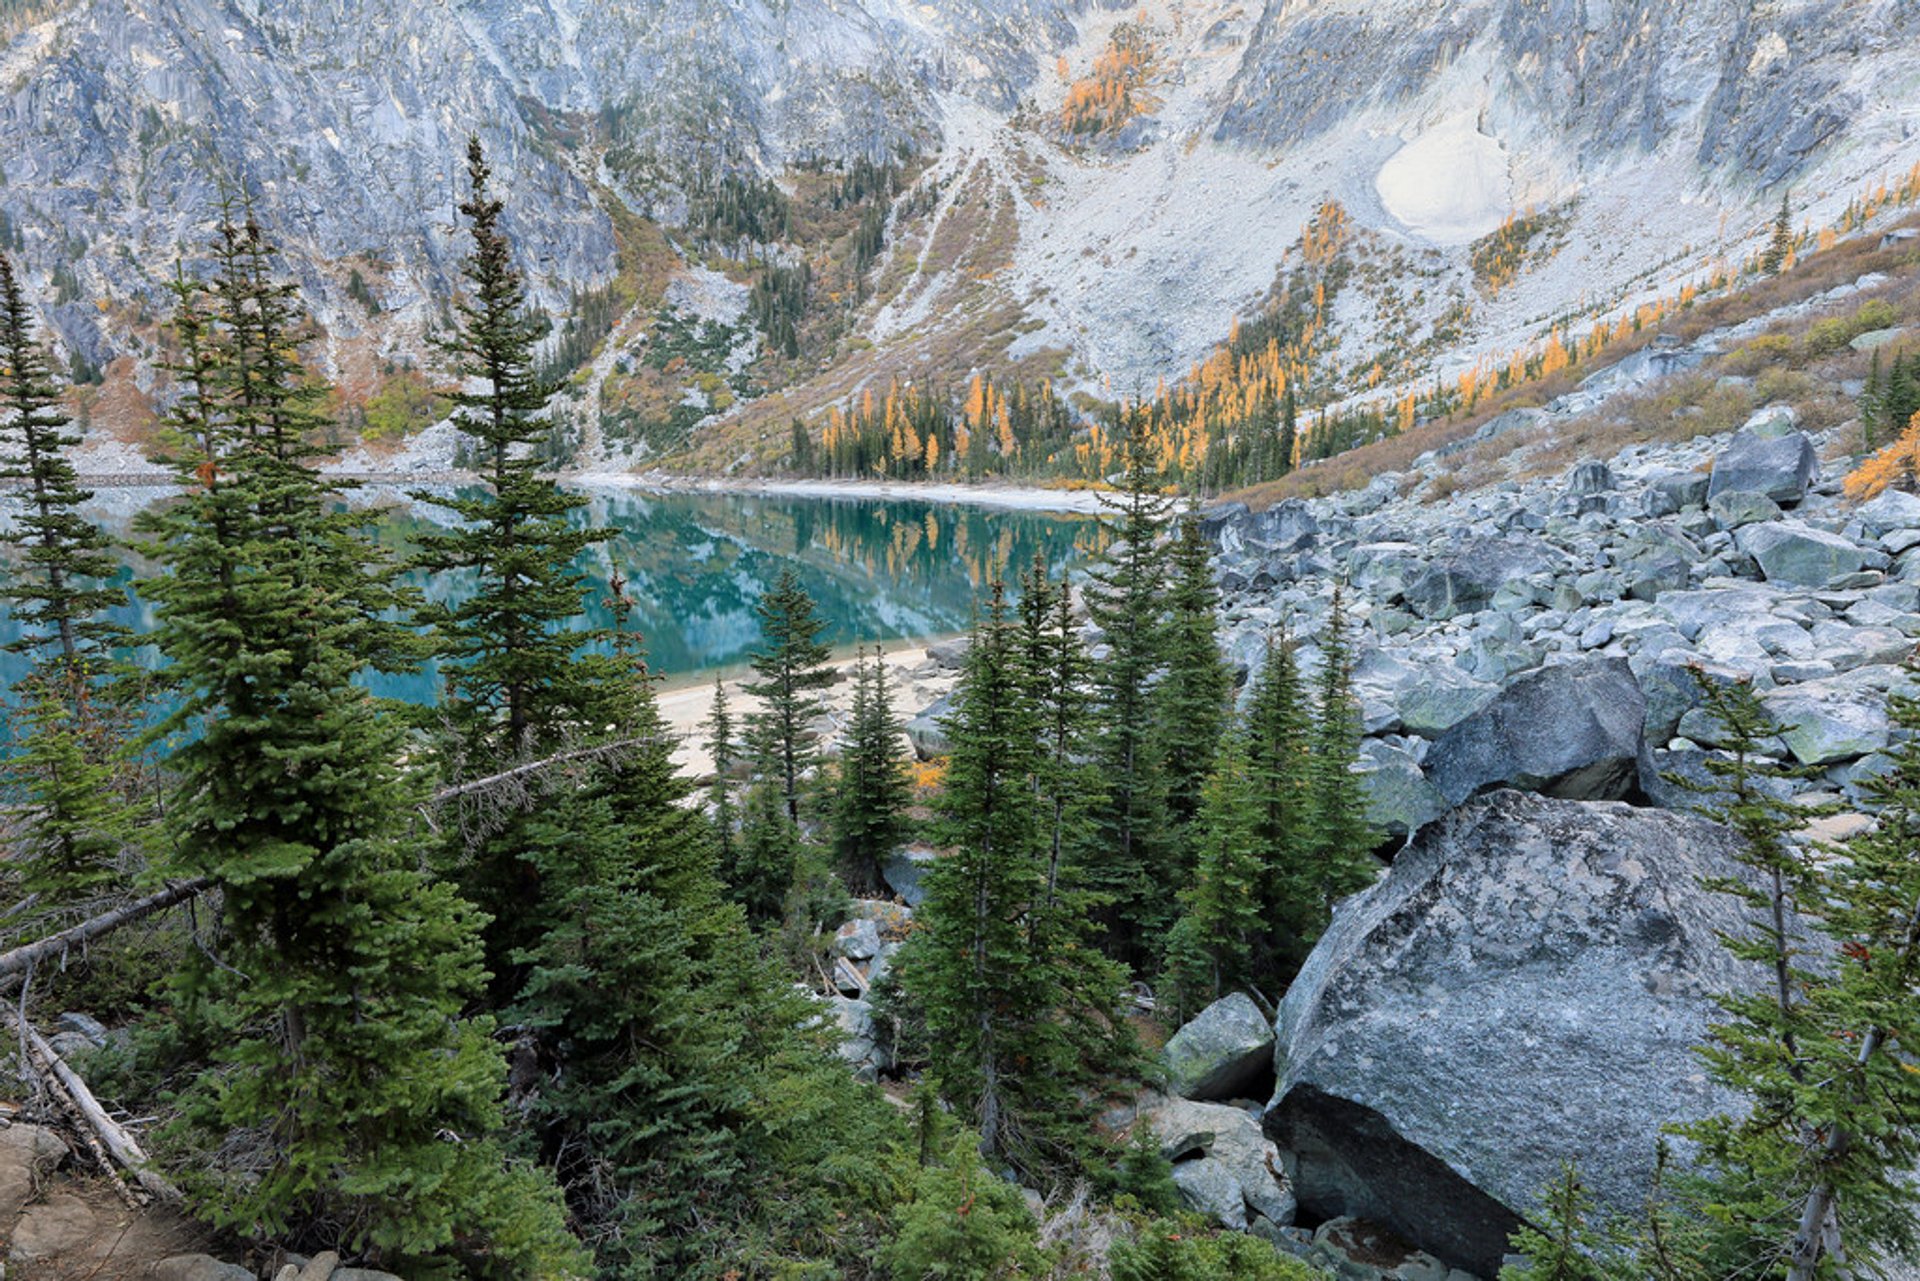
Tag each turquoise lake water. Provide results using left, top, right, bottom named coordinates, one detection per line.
left=0, top=486, right=1110, bottom=702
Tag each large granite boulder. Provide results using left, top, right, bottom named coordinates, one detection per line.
left=1151, top=1098, right=1296, bottom=1228
left=1402, top=538, right=1563, bottom=621
left=904, top=694, right=954, bottom=760
left=1707, top=429, right=1817, bottom=505
left=1424, top=659, right=1647, bottom=806
left=1736, top=520, right=1868, bottom=588
left=1164, top=992, right=1275, bottom=1101
left=1265, top=792, right=1764, bottom=1277
left=1358, top=739, right=1447, bottom=840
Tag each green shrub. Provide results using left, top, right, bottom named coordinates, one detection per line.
left=1109, top=1215, right=1324, bottom=1281
left=883, top=1139, right=1045, bottom=1280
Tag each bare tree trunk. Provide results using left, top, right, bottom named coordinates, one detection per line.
left=1, top=1005, right=181, bottom=1204
left=0, top=878, right=212, bottom=982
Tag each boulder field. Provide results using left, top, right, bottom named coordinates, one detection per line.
left=1135, top=413, right=1920, bottom=1276
left=1206, top=411, right=1916, bottom=840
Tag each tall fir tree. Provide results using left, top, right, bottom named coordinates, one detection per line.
left=1161, top=725, right=1267, bottom=1021
left=410, top=136, right=607, bottom=764
left=0, top=252, right=123, bottom=677
left=1764, top=191, right=1795, bottom=275
left=408, top=139, right=618, bottom=992
left=135, top=211, right=580, bottom=1277
left=1085, top=408, right=1173, bottom=955
left=905, top=582, right=1128, bottom=1176
left=706, top=674, right=740, bottom=878
left=1153, top=507, right=1233, bottom=876
left=1672, top=672, right=1920, bottom=1279
left=830, top=648, right=912, bottom=895
left=1245, top=631, right=1312, bottom=957
left=0, top=251, right=134, bottom=902
left=1016, top=555, right=1103, bottom=915
left=1298, top=590, right=1377, bottom=944
left=744, top=566, right=834, bottom=827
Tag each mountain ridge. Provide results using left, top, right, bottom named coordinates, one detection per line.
left=5, top=0, right=1920, bottom=470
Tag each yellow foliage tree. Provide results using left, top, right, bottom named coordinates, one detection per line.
left=1846, top=411, right=1920, bottom=501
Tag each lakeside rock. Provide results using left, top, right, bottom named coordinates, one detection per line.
left=1264, top=792, right=1765, bottom=1277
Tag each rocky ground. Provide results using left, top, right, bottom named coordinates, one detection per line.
left=856, top=391, right=1919, bottom=1278
left=1119, top=394, right=1920, bottom=1277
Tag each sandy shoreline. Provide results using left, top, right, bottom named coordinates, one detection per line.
left=657, top=638, right=954, bottom=779
left=571, top=470, right=1110, bottom=514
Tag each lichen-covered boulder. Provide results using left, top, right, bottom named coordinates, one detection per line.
left=1265, top=792, right=1762, bottom=1277
left=1164, top=992, right=1275, bottom=1101
left=1424, top=658, right=1647, bottom=806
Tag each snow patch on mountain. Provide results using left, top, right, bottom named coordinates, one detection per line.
left=1375, top=116, right=1513, bottom=246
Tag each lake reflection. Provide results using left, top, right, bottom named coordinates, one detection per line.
left=0, top=486, right=1111, bottom=702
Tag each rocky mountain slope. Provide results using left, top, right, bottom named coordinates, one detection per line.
left=5, top=0, right=1920, bottom=465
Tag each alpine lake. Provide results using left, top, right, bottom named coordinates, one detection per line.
left=0, top=485, right=1112, bottom=701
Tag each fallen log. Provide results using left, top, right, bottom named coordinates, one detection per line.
left=0, top=878, right=212, bottom=982
left=1, top=1005, right=179, bottom=1204
left=427, top=737, right=659, bottom=807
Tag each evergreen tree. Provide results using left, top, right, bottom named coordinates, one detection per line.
left=1776, top=681, right=1920, bottom=1278
left=1162, top=727, right=1266, bottom=1021
left=0, top=252, right=123, bottom=678
left=408, top=139, right=616, bottom=992
left=137, top=212, right=580, bottom=1277
left=1764, top=191, right=1795, bottom=274
left=1664, top=674, right=1841, bottom=1272
left=1085, top=409, right=1173, bottom=954
left=1245, top=631, right=1312, bottom=963
left=0, top=251, right=133, bottom=902
left=410, top=137, right=606, bottom=764
left=706, top=674, right=740, bottom=877
left=831, top=648, right=912, bottom=896
left=1153, top=507, right=1233, bottom=874
left=1498, top=1164, right=1626, bottom=1281
left=1298, top=590, right=1376, bottom=941
left=744, top=566, right=834, bottom=828
left=513, top=609, right=911, bottom=1275
left=1017, top=556, right=1103, bottom=916
left=1672, top=673, right=1920, bottom=1279
left=905, top=583, right=1128, bottom=1176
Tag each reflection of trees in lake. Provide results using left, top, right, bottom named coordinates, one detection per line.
left=0, top=489, right=1108, bottom=699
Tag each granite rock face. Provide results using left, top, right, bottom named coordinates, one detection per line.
left=1265, top=792, right=1767, bottom=1277
left=1424, top=659, right=1648, bottom=806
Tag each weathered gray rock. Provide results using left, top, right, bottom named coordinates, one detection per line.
left=1737, top=520, right=1868, bottom=587
left=1709, top=489, right=1783, bottom=530
left=1151, top=1098, right=1294, bottom=1226
left=882, top=843, right=936, bottom=907
left=151, top=1256, right=258, bottom=1281
left=1707, top=429, right=1818, bottom=505
left=1164, top=992, right=1275, bottom=1101
left=1402, top=538, right=1563, bottom=620
left=1425, top=659, right=1647, bottom=805
left=1395, top=678, right=1500, bottom=739
left=925, top=636, right=971, bottom=670
left=1567, top=460, right=1613, bottom=496
left=1358, top=739, right=1447, bottom=839
left=904, top=694, right=953, bottom=759
left=1764, top=683, right=1893, bottom=766
left=832, top=916, right=882, bottom=960
left=824, top=994, right=890, bottom=1082
left=1266, top=792, right=1767, bottom=1277
left=1644, top=470, right=1711, bottom=516
left=1310, top=1218, right=1468, bottom=1281
left=0, top=1123, right=68, bottom=1222
left=1855, top=488, right=1920, bottom=538
left=1170, top=1156, right=1248, bottom=1231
